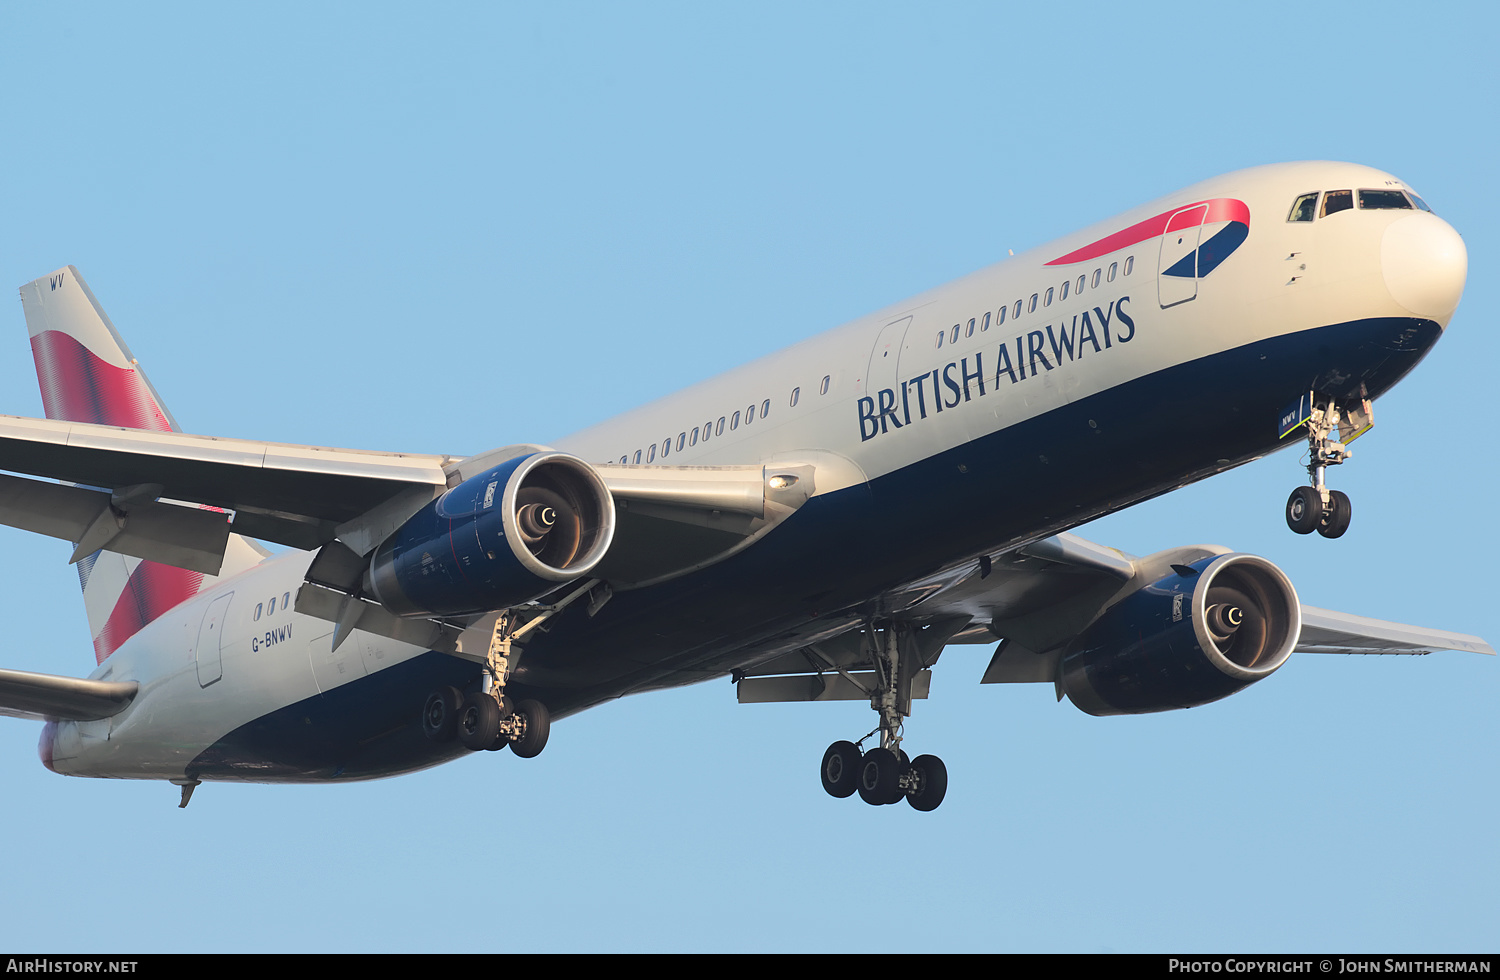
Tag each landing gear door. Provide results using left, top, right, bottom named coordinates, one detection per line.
left=193, top=592, right=233, bottom=688
left=1158, top=204, right=1208, bottom=308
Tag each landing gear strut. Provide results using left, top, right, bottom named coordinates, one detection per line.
left=420, top=602, right=572, bottom=758
left=818, top=620, right=950, bottom=812
left=1282, top=393, right=1371, bottom=539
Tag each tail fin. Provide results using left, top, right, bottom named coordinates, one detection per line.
left=19, top=266, right=267, bottom=664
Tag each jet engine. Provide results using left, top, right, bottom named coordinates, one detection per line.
left=1059, top=554, right=1300, bottom=716
left=368, top=451, right=615, bottom=618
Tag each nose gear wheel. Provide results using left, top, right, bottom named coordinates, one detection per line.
left=1280, top=394, right=1369, bottom=539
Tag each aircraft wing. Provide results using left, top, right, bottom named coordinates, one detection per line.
left=0, top=667, right=138, bottom=722
left=929, top=534, right=1495, bottom=685
left=0, top=413, right=455, bottom=555
left=736, top=531, right=1492, bottom=702
left=1294, top=607, right=1495, bottom=656
left=0, top=413, right=816, bottom=589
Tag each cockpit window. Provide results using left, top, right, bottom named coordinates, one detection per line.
left=1358, top=189, right=1413, bottom=210
left=1320, top=190, right=1353, bottom=217
left=1287, top=193, right=1318, bottom=222
left=1407, top=192, right=1433, bottom=213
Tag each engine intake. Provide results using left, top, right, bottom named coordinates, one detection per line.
left=1060, top=553, right=1301, bottom=716
left=369, top=452, right=615, bottom=618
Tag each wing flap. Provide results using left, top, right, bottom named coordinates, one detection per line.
left=0, top=472, right=231, bottom=574
left=0, top=667, right=138, bottom=721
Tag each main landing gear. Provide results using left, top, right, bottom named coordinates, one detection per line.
left=1282, top=393, right=1371, bottom=540
left=818, top=621, right=949, bottom=812
left=421, top=609, right=552, bottom=757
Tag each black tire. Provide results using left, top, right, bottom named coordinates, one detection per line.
left=420, top=686, right=464, bottom=743
left=1286, top=486, right=1323, bottom=534
left=1318, top=489, right=1352, bottom=539
left=457, top=692, right=501, bottom=751
left=857, top=747, right=900, bottom=806
left=907, top=754, right=948, bottom=812
left=510, top=699, right=551, bottom=759
left=820, top=741, right=861, bottom=799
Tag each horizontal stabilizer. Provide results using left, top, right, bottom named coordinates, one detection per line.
left=0, top=667, right=138, bottom=721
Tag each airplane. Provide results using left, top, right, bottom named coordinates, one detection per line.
left=0, top=160, right=1489, bottom=812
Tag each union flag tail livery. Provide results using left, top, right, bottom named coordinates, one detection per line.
left=18, top=267, right=267, bottom=665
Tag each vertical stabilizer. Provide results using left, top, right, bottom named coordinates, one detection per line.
left=19, top=266, right=267, bottom=664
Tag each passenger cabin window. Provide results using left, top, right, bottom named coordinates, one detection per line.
left=677, top=432, right=686, bottom=451
left=965, top=317, right=975, bottom=338
left=981, top=311, right=991, bottom=331
left=254, top=602, right=263, bottom=621
left=1059, top=280, right=1069, bottom=301
left=1076, top=274, right=1085, bottom=294
left=717, top=416, right=726, bottom=435
left=1359, top=189, right=1413, bottom=210
left=648, top=444, right=657, bottom=462
left=731, top=410, right=741, bottom=430
left=1123, top=256, right=1134, bottom=276
left=1107, top=262, right=1117, bottom=281
left=1028, top=293, right=1038, bottom=313
left=1321, top=189, right=1353, bottom=217
left=689, top=427, right=698, bottom=446
left=935, top=330, right=944, bottom=349
left=949, top=324, right=959, bottom=344
left=1044, top=287, right=1054, bottom=307
left=662, top=438, right=671, bottom=458
left=634, top=450, right=643, bottom=463
left=1288, top=192, right=1318, bottom=222
left=1091, top=269, right=1101, bottom=288
left=997, top=305, right=1007, bottom=326
left=760, top=398, right=770, bottom=418
left=819, top=376, right=830, bottom=395
left=789, top=387, right=799, bottom=407
left=702, top=421, right=712, bottom=442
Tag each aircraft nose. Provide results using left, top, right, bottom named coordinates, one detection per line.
left=1381, top=213, right=1467, bottom=322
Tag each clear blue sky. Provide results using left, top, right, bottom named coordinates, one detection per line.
left=0, top=2, right=1494, bottom=953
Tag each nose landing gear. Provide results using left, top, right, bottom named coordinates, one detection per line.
left=1280, top=393, right=1371, bottom=539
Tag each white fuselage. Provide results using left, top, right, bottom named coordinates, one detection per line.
left=44, top=161, right=1467, bottom=782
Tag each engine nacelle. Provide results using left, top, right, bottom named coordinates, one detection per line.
left=368, top=451, right=615, bottom=618
left=1060, top=553, right=1301, bottom=716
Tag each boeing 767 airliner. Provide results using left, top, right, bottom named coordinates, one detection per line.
left=0, top=161, right=1488, bottom=811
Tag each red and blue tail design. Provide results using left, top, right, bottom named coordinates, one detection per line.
left=19, top=266, right=265, bottom=664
